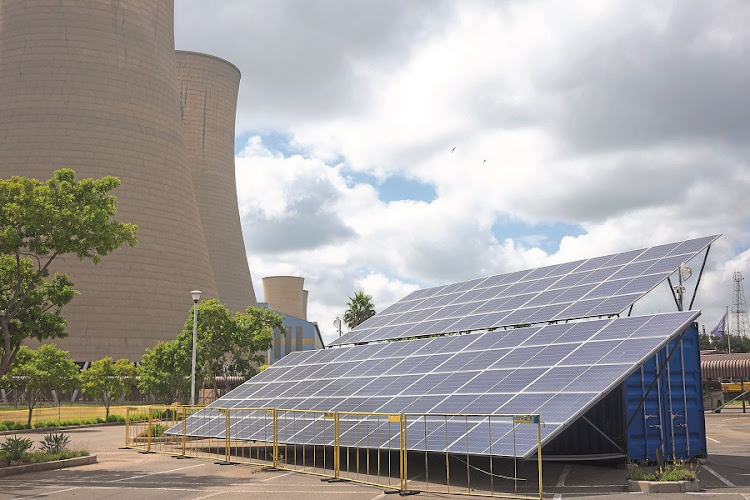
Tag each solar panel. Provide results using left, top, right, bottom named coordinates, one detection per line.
left=178, top=310, right=700, bottom=459
left=330, top=235, right=717, bottom=346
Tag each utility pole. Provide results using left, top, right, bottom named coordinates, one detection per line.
left=731, top=272, right=750, bottom=339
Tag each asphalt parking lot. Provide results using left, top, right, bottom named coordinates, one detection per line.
left=0, top=413, right=748, bottom=499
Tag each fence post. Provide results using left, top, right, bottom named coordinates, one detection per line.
left=273, top=408, right=279, bottom=468
left=181, top=406, right=187, bottom=456
left=333, top=412, right=341, bottom=478
left=400, top=414, right=407, bottom=492
left=147, top=407, right=152, bottom=453
left=125, top=407, right=130, bottom=447
left=224, top=409, right=231, bottom=463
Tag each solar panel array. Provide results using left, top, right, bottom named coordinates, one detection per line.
left=330, top=235, right=717, bottom=346
left=182, top=310, right=699, bottom=458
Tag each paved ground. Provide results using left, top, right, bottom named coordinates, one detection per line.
left=0, top=413, right=748, bottom=499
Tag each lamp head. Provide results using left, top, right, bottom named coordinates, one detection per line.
left=190, top=290, right=202, bottom=302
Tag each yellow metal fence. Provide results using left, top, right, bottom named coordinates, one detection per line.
left=125, top=406, right=543, bottom=499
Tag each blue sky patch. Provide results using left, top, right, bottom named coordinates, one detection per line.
left=235, top=131, right=302, bottom=157
left=346, top=171, right=437, bottom=203
left=492, top=218, right=586, bottom=254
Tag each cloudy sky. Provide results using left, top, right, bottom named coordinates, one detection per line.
left=175, top=1, right=750, bottom=345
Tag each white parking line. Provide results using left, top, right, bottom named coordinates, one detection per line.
left=21, top=487, right=80, bottom=498
left=112, top=462, right=206, bottom=482
left=192, top=492, right=226, bottom=500
left=556, top=464, right=571, bottom=487
left=261, top=471, right=294, bottom=482
left=701, top=465, right=736, bottom=487
left=707, top=436, right=721, bottom=443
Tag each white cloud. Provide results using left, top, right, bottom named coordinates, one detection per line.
left=177, top=1, right=750, bottom=344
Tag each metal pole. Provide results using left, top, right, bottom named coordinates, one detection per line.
left=679, top=340, right=690, bottom=457
left=191, top=298, right=199, bottom=407
left=742, top=378, right=746, bottom=414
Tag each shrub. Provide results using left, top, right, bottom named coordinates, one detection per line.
left=40, top=433, right=70, bottom=454
left=106, top=414, right=126, bottom=423
left=23, top=450, right=89, bottom=463
left=0, top=421, right=29, bottom=432
left=0, top=436, right=34, bottom=464
left=136, top=423, right=168, bottom=438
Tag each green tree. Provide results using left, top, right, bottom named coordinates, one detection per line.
left=138, top=340, right=190, bottom=405
left=80, top=357, right=137, bottom=418
left=343, top=291, right=376, bottom=329
left=707, top=333, right=750, bottom=353
left=176, top=300, right=284, bottom=401
left=0, top=169, right=137, bottom=378
left=0, top=344, right=80, bottom=426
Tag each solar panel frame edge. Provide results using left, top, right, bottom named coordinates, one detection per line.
left=330, top=235, right=718, bottom=346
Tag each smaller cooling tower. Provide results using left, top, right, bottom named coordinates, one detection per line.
left=263, top=276, right=307, bottom=320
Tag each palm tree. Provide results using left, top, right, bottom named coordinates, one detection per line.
left=343, top=291, right=376, bottom=329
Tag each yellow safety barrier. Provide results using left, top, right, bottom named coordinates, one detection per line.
left=125, top=406, right=542, bottom=499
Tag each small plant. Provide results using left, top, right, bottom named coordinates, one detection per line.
left=150, top=423, right=168, bottom=437
left=0, top=436, right=34, bottom=464
left=40, top=433, right=70, bottom=454
left=659, top=460, right=697, bottom=481
left=627, top=460, right=697, bottom=482
left=627, top=463, right=656, bottom=481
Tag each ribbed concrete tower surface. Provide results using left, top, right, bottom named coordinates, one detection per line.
left=263, top=276, right=307, bottom=320
left=176, top=51, right=257, bottom=312
left=0, top=1, right=219, bottom=361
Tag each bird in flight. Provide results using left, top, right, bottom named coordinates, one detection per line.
left=451, top=146, right=456, bottom=153
left=483, top=159, right=487, bottom=163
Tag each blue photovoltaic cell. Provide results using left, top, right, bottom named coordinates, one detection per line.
left=178, top=310, right=700, bottom=459
left=331, top=236, right=717, bottom=346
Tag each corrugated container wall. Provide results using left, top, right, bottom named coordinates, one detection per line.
left=625, top=323, right=707, bottom=462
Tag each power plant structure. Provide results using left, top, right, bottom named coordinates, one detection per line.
left=0, top=1, right=256, bottom=362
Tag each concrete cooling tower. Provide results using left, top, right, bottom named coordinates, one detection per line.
left=176, top=51, right=257, bottom=312
left=0, top=1, right=221, bottom=361
left=263, top=277, right=308, bottom=321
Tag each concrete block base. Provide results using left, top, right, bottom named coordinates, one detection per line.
left=628, top=479, right=701, bottom=493
left=0, top=455, right=97, bottom=477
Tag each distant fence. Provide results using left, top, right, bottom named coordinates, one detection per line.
left=125, top=405, right=543, bottom=499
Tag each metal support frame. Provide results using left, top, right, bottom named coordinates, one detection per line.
left=667, top=277, right=681, bottom=310
left=581, top=416, right=624, bottom=452
left=688, top=245, right=711, bottom=310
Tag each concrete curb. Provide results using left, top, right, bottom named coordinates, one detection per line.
left=627, top=479, right=701, bottom=493
left=0, top=455, right=97, bottom=477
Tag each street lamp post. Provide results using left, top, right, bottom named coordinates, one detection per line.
left=190, top=290, right=201, bottom=407
left=334, top=316, right=342, bottom=337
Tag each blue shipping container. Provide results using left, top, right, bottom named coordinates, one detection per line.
left=624, top=322, right=707, bottom=462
